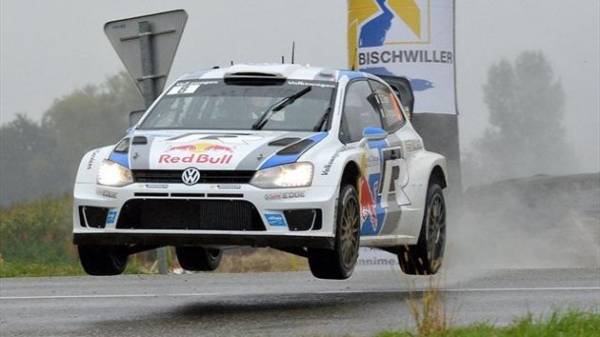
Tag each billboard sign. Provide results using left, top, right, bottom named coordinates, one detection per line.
left=348, top=0, right=456, bottom=114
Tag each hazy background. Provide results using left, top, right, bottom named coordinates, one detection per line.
left=1, top=1, right=598, bottom=274
left=1, top=0, right=599, bottom=175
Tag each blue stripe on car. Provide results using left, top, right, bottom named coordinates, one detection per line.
left=337, top=70, right=364, bottom=80
left=108, top=152, right=129, bottom=168
left=259, top=132, right=328, bottom=170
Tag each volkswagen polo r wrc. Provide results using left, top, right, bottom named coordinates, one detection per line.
left=73, top=64, right=448, bottom=279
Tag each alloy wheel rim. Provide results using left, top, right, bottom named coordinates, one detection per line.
left=340, top=196, right=360, bottom=269
left=426, top=194, right=446, bottom=267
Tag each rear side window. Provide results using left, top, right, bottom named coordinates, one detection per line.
left=340, top=80, right=383, bottom=143
left=369, top=80, right=405, bottom=131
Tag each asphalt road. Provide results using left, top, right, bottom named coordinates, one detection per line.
left=1, top=267, right=599, bottom=337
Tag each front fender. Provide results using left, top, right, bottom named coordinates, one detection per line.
left=74, top=146, right=114, bottom=184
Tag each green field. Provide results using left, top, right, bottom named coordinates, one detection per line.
left=0, top=197, right=81, bottom=277
left=0, top=196, right=306, bottom=277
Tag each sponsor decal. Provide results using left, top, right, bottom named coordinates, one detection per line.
left=358, top=151, right=379, bottom=232
left=264, top=191, right=305, bottom=201
left=106, top=209, right=117, bottom=225
left=265, top=213, right=287, bottom=227
left=216, top=184, right=242, bottom=190
left=168, top=143, right=233, bottom=153
left=87, top=150, right=100, bottom=170
left=145, top=184, right=169, bottom=189
left=97, top=188, right=117, bottom=199
left=320, top=148, right=343, bottom=176
left=287, top=80, right=336, bottom=88
left=159, top=142, right=234, bottom=165
left=167, top=80, right=218, bottom=96
left=357, top=138, right=389, bottom=235
left=402, top=139, right=422, bottom=152
left=159, top=153, right=233, bottom=164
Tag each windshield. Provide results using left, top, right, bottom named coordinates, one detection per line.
left=138, top=79, right=336, bottom=131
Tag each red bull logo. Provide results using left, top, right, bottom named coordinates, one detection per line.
left=168, top=142, right=233, bottom=153
left=159, top=142, right=234, bottom=165
left=359, top=176, right=378, bottom=231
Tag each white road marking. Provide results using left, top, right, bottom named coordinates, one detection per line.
left=1, top=286, right=599, bottom=300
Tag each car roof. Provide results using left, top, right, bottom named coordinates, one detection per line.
left=177, top=63, right=374, bottom=83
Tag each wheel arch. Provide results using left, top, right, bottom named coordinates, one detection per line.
left=429, top=164, right=447, bottom=189
left=339, top=160, right=361, bottom=189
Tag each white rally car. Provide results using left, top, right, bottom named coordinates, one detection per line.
left=74, top=64, right=447, bottom=279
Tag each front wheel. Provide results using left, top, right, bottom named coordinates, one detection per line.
left=397, top=183, right=446, bottom=275
left=176, top=246, right=222, bottom=271
left=308, top=184, right=360, bottom=280
left=78, top=245, right=129, bottom=276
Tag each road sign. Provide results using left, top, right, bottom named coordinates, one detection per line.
left=104, top=9, right=188, bottom=107
left=105, top=10, right=188, bottom=274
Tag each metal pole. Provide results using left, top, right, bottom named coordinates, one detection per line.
left=138, top=21, right=156, bottom=108
left=138, top=21, right=168, bottom=275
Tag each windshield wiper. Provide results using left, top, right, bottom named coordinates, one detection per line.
left=252, top=86, right=312, bottom=130
left=312, top=107, right=331, bottom=131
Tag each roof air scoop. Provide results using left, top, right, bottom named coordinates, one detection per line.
left=224, top=72, right=286, bottom=85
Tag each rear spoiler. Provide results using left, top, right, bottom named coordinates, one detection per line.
left=377, top=75, right=415, bottom=114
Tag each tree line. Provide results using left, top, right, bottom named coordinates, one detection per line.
left=0, top=72, right=142, bottom=206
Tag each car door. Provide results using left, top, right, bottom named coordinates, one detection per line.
left=368, top=79, right=416, bottom=236
left=339, top=80, right=387, bottom=236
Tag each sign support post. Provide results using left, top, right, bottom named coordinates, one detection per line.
left=104, top=10, right=188, bottom=274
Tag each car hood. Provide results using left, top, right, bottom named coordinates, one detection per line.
left=124, top=130, right=326, bottom=171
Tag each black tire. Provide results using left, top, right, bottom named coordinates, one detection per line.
left=78, top=245, right=128, bottom=276
left=176, top=246, right=222, bottom=271
left=308, top=184, right=360, bottom=280
left=397, top=182, right=446, bottom=275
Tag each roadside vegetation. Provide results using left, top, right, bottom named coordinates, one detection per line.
left=374, top=279, right=600, bottom=337
left=376, top=311, right=600, bottom=337
left=0, top=196, right=306, bottom=277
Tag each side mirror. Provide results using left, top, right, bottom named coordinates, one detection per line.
left=362, top=127, right=387, bottom=141
left=129, top=110, right=145, bottom=127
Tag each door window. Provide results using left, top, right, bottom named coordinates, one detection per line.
left=340, top=80, right=383, bottom=143
left=369, top=80, right=405, bottom=131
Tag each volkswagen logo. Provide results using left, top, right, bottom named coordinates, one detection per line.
left=181, top=167, right=201, bottom=186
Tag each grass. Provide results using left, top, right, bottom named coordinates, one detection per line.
left=0, top=196, right=308, bottom=277
left=217, top=247, right=308, bottom=273
left=376, top=311, right=600, bottom=337
left=406, top=279, right=452, bottom=336
left=0, top=260, right=84, bottom=277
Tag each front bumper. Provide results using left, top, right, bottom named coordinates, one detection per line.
left=73, top=232, right=334, bottom=249
left=73, top=181, right=338, bottom=248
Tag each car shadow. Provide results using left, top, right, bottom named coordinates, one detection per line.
left=79, top=291, right=413, bottom=336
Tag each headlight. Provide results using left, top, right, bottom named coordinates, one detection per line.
left=97, top=159, right=133, bottom=187
left=251, top=162, right=313, bottom=189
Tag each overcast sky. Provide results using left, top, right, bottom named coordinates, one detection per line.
left=1, top=0, right=598, bottom=173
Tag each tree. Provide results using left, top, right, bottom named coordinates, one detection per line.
left=0, top=72, right=142, bottom=206
left=469, top=51, right=575, bottom=183
left=0, top=115, right=55, bottom=204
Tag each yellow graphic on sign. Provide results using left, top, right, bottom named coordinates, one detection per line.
left=348, top=0, right=428, bottom=68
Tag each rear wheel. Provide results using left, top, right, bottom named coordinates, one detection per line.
left=397, top=182, right=446, bottom=275
left=176, top=246, right=222, bottom=271
left=78, top=245, right=128, bottom=276
left=308, top=184, right=360, bottom=279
